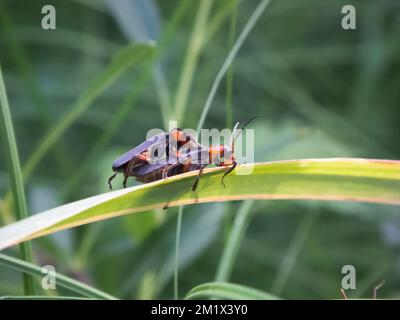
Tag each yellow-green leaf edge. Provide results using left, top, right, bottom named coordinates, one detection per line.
left=0, top=158, right=399, bottom=250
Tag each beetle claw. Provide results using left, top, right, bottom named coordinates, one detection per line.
left=108, top=172, right=117, bottom=190
left=122, top=174, right=128, bottom=188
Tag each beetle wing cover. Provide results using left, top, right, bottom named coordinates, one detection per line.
left=131, top=163, right=166, bottom=176
left=112, top=132, right=168, bottom=169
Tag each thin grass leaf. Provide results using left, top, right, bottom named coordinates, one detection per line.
left=174, top=0, right=213, bottom=124
left=225, top=0, right=238, bottom=129
left=196, top=0, right=272, bottom=132
left=171, top=0, right=213, bottom=302
left=118, top=203, right=225, bottom=297
left=0, top=65, right=34, bottom=294
left=174, top=206, right=183, bottom=300
left=0, top=158, right=399, bottom=250
left=185, top=282, right=280, bottom=300
left=271, top=210, right=319, bottom=295
left=205, top=0, right=238, bottom=44
left=0, top=253, right=117, bottom=300
left=215, top=200, right=254, bottom=282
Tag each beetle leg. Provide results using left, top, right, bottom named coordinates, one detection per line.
left=161, top=165, right=170, bottom=179
left=108, top=172, right=118, bottom=190
left=122, top=174, right=128, bottom=188
left=192, top=165, right=207, bottom=192
left=221, top=161, right=237, bottom=188
left=123, top=158, right=136, bottom=188
left=162, top=163, right=180, bottom=179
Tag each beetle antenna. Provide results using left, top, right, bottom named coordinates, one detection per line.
left=232, top=115, right=259, bottom=145
left=241, top=115, right=259, bottom=131
left=230, top=122, right=240, bottom=149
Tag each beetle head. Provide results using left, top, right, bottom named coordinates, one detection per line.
left=170, top=128, right=187, bottom=142
left=210, top=116, right=258, bottom=166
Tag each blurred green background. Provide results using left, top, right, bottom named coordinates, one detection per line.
left=0, top=0, right=399, bottom=299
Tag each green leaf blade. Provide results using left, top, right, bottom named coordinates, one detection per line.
left=185, top=282, right=280, bottom=300
left=0, top=253, right=117, bottom=300
left=0, top=158, right=399, bottom=250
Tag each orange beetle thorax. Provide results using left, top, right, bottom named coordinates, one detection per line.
left=208, top=145, right=234, bottom=165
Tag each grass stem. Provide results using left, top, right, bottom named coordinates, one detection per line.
left=174, top=206, right=184, bottom=299
left=215, top=200, right=254, bottom=282
left=174, top=0, right=213, bottom=125
left=225, top=0, right=238, bottom=129
left=0, top=253, right=116, bottom=299
left=196, top=0, right=271, bottom=132
left=0, top=65, right=35, bottom=294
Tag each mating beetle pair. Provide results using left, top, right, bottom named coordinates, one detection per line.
left=108, top=117, right=257, bottom=192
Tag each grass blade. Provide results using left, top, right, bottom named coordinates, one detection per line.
left=205, top=0, right=238, bottom=44
left=174, top=0, right=213, bottom=124
left=0, top=65, right=34, bottom=294
left=271, top=211, right=319, bottom=295
left=174, top=206, right=184, bottom=300
left=0, top=253, right=117, bottom=300
left=185, top=282, right=279, bottom=300
left=225, top=0, right=238, bottom=129
left=196, top=0, right=271, bottom=132
left=0, top=158, right=399, bottom=250
left=215, top=200, right=254, bottom=282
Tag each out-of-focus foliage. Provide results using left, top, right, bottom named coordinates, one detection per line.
left=0, top=0, right=399, bottom=299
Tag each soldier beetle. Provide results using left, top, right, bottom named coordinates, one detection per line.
left=108, top=116, right=257, bottom=191
left=108, top=128, right=197, bottom=189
